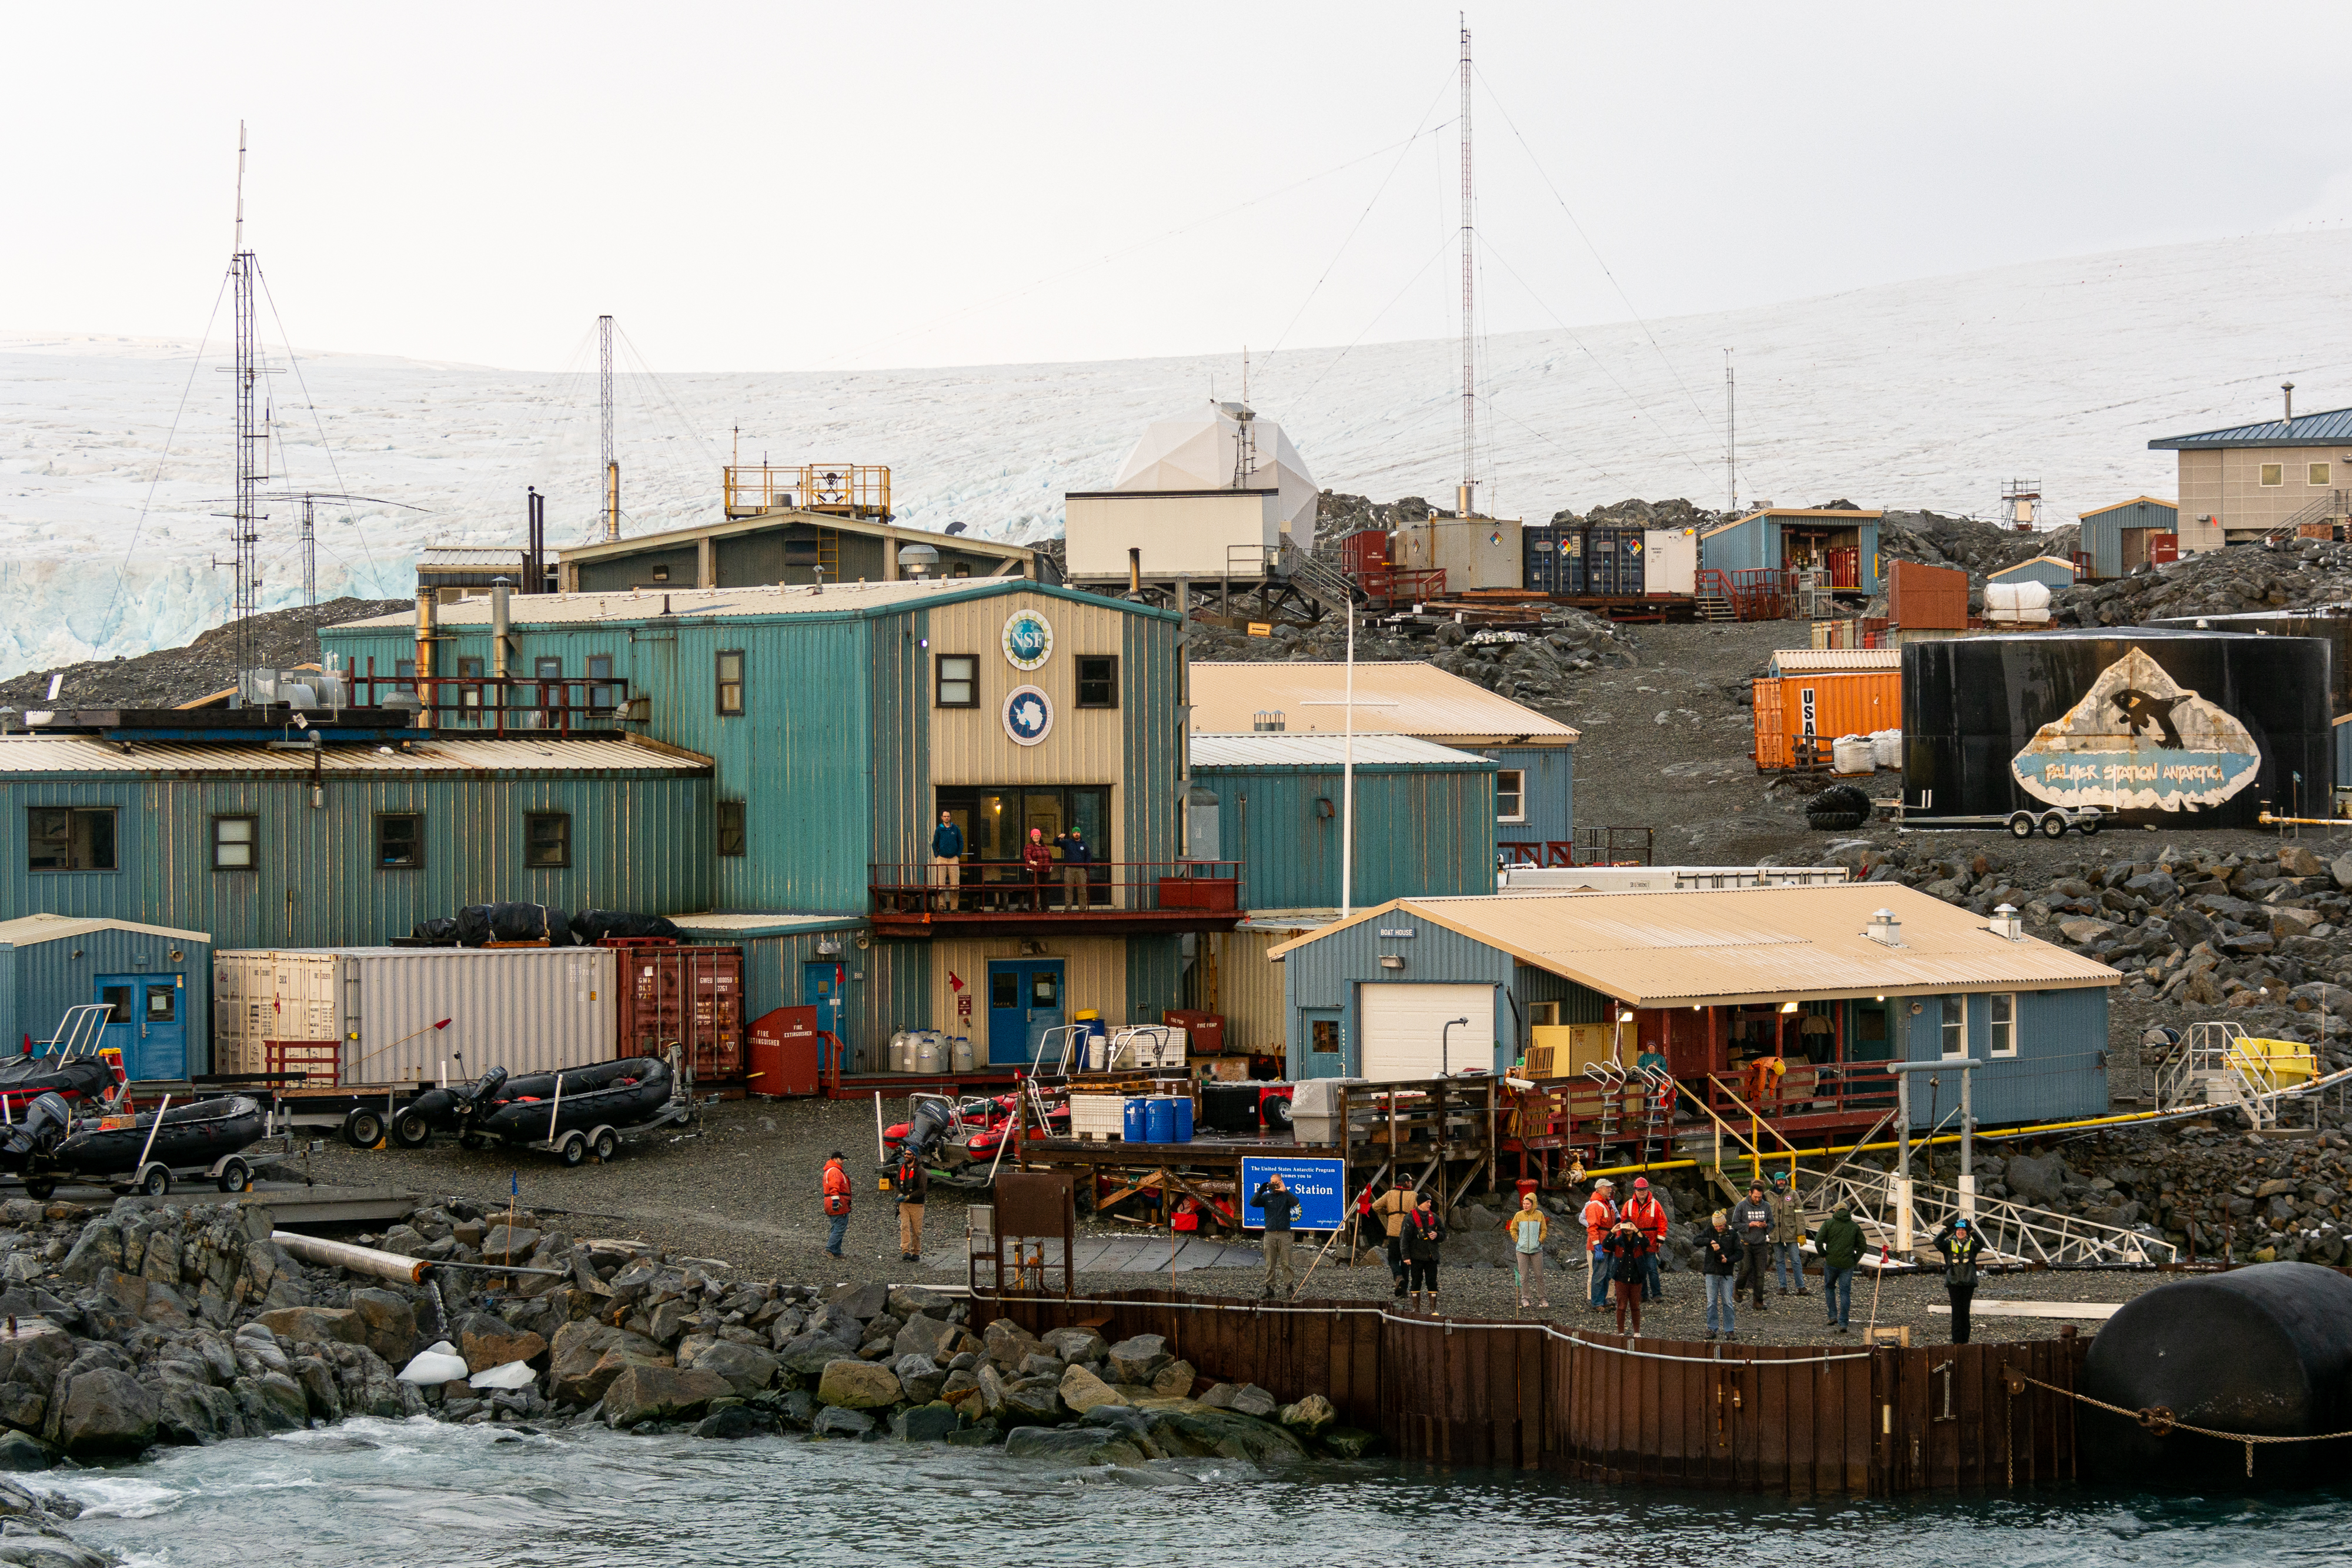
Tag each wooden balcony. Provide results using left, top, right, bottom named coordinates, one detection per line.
left=868, top=860, right=1243, bottom=938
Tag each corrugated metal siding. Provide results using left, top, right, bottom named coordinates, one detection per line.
left=1208, top=927, right=1292, bottom=1055
left=1281, top=917, right=1514, bottom=1079
left=727, top=927, right=920, bottom=1077
left=1699, top=514, right=1772, bottom=574
left=1128, top=610, right=1180, bottom=865
left=1487, top=745, right=1572, bottom=847
left=1514, top=964, right=1611, bottom=1029
left=927, top=593, right=1134, bottom=794
left=869, top=607, right=930, bottom=870
left=1126, top=934, right=1182, bottom=1029
left=929, top=935, right=1131, bottom=1059
left=5, top=926, right=211, bottom=1077
left=1899, top=987, right=2109, bottom=1126
left=0, top=773, right=711, bottom=950
left=1752, top=671, right=1902, bottom=769
left=1194, top=762, right=1495, bottom=908
left=2079, top=500, right=2180, bottom=580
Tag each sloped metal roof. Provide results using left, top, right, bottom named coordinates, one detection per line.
left=1188, top=663, right=1579, bottom=745
left=2149, top=407, right=2352, bottom=449
left=0, top=914, right=210, bottom=947
left=329, top=577, right=1154, bottom=630
left=1188, top=732, right=1495, bottom=768
left=1265, top=883, right=2117, bottom=1007
left=1765, top=648, right=1903, bottom=673
left=0, top=736, right=711, bottom=777
left=2076, top=496, right=2177, bottom=519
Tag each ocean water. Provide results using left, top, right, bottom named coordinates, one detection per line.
left=35, top=1417, right=2351, bottom=1568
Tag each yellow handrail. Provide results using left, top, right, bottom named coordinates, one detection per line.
left=1705, top=1074, right=1804, bottom=1182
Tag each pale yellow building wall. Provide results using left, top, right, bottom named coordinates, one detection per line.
left=928, top=935, right=1131, bottom=1051
left=1203, top=926, right=1293, bottom=1056
left=2177, top=444, right=2352, bottom=547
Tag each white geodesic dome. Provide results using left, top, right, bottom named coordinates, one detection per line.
left=1108, top=402, right=1319, bottom=537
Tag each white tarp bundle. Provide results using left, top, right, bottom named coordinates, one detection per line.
left=1108, top=402, right=1319, bottom=537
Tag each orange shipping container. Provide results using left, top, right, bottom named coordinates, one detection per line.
left=1751, top=669, right=1902, bottom=769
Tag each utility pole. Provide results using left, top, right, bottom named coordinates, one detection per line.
left=1456, top=16, right=1478, bottom=520
left=599, top=314, right=619, bottom=541
left=1725, top=349, right=1736, bottom=516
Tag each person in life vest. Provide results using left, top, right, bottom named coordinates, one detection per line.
left=1622, top=1176, right=1671, bottom=1303
left=895, top=1145, right=930, bottom=1263
left=1581, top=1179, right=1619, bottom=1313
left=1933, top=1216, right=1986, bottom=1343
left=821, top=1152, right=853, bottom=1258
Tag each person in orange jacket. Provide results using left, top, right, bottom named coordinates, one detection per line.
left=822, top=1151, right=853, bottom=1257
left=1623, top=1176, right=1671, bottom=1303
left=1580, top=1178, right=1619, bottom=1312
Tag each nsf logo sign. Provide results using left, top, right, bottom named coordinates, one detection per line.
left=1001, top=609, right=1053, bottom=671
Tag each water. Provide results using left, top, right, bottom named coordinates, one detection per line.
left=38, top=1419, right=2351, bottom=1568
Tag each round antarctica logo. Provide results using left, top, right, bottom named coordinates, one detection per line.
left=1001, top=609, right=1053, bottom=671
left=1002, top=684, right=1054, bottom=747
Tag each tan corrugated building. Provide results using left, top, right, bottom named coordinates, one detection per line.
left=2149, top=398, right=2352, bottom=551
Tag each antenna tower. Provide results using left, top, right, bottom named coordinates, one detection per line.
left=599, top=314, right=619, bottom=540
left=226, top=123, right=271, bottom=672
left=1456, top=16, right=1477, bottom=519
left=1725, top=349, right=1736, bottom=516
left=1231, top=349, right=1258, bottom=490
left=299, top=495, right=316, bottom=607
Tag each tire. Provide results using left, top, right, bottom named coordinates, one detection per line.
left=1262, top=1094, right=1293, bottom=1131
left=559, top=1131, right=588, bottom=1168
left=2078, top=813, right=2102, bottom=837
left=2040, top=813, right=2068, bottom=839
left=592, top=1128, right=619, bottom=1162
left=1807, top=811, right=1865, bottom=831
left=343, top=1107, right=386, bottom=1150
left=23, top=1181, right=54, bottom=1203
left=140, top=1165, right=171, bottom=1198
left=2007, top=813, right=2034, bottom=839
left=391, top=1111, right=433, bottom=1149
left=216, top=1158, right=250, bottom=1195
left=1806, top=784, right=1872, bottom=831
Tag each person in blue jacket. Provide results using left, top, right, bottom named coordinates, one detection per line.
left=930, top=811, right=964, bottom=910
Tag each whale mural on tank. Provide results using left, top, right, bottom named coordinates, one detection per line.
left=2010, top=647, right=2261, bottom=811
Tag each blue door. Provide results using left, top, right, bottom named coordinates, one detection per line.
left=95, top=974, right=186, bottom=1082
left=985, top=959, right=1065, bottom=1065
left=802, top=961, right=848, bottom=1071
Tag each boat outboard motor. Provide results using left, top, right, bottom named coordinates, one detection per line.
left=0, top=1092, right=72, bottom=1161
left=899, top=1098, right=957, bottom=1162
left=457, top=1065, right=508, bottom=1118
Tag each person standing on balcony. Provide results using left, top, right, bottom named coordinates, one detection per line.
left=929, top=811, right=964, bottom=911
left=1580, top=1178, right=1618, bottom=1313
left=1022, top=827, right=1054, bottom=911
left=1054, top=825, right=1092, bottom=911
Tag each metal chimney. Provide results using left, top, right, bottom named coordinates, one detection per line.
left=2284, top=382, right=2296, bottom=423
left=1863, top=908, right=1903, bottom=947
left=413, top=588, right=437, bottom=732
left=490, top=577, right=512, bottom=680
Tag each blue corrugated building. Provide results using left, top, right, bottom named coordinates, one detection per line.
left=1187, top=661, right=1576, bottom=863
left=1987, top=556, right=2082, bottom=590
left=0, top=915, right=212, bottom=1080
left=1699, top=508, right=1883, bottom=594
left=321, top=578, right=1225, bottom=1070
left=1187, top=733, right=1497, bottom=911
left=2073, top=497, right=2179, bottom=580
left=1266, top=883, right=2117, bottom=1129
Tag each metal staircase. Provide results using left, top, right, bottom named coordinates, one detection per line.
left=1800, top=1167, right=2177, bottom=1269
left=2150, top=1021, right=2316, bottom=1131
left=1276, top=540, right=1362, bottom=616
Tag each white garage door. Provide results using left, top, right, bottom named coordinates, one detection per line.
left=1359, top=983, right=1494, bottom=1079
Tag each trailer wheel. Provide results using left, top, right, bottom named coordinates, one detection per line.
left=592, top=1128, right=619, bottom=1162
left=391, top=1111, right=433, bottom=1149
left=22, top=1180, right=54, bottom=1203
left=139, top=1164, right=171, bottom=1198
left=2007, top=813, right=2035, bottom=839
left=2040, top=812, right=2069, bottom=839
left=216, top=1158, right=250, bottom=1195
left=343, top=1107, right=386, bottom=1150
left=558, top=1131, right=588, bottom=1168
left=2078, top=812, right=2102, bottom=837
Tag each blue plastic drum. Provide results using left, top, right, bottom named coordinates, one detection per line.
left=1143, top=1096, right=1176, bottom=1144
left=1168, top=1095, right=1194, bottom=1144
left=1124, top=1097, right=1150, bottom=1142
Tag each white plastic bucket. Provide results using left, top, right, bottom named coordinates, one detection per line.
left=951, top=1036, right=974, bottom=1072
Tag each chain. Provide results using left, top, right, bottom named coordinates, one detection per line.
left=2007, top=1370, right=2352, bottom=1478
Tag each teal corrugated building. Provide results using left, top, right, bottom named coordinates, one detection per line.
left=2074, top=497, right=2179, bottom=580
left=0, top=915, right=212, bottom=1080
left=1987, top=556, right=2081, bottom=590
left=1699, top=508, right=1884, bottom=593
left=1187, top=732, right=1497, bottom=911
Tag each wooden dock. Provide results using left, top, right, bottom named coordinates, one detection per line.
left=982, top=1288, right=2086, bottom=1495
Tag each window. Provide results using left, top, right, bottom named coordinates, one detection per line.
left=1309, top=1018, right=1341, bottom=1055
left=717, top=800, right=746, bottom=857
left=953, top=561, right=972, bottom=578
left=211, top=814, right=256, bottom=871
left=2313, top=463, right=2333, bottom=487
left=1528, top=1001, right=1560, bottom=1027
left=395, top=658, right=416, bottom=679
left=1076, top=656, right=1118, bottom=708
left=525, top=811, right=572, bottom=868
left=458, top=656, right=485, bottom=718
left=145, top=984, right=176, bottom=1024
left=2260, top=463, right=2284, bottom=487
left=587, top=654, right=614, bottom=710
left=1496, top=768, right=1526, bottom=823
left=376, top=814, right=422, bottom=870
left=716, top=650, right=746, bottom=716
left=1939, top=995, right=1967, bottom=1057
left=27, top=807, right=115, bottom=872
left=99, top=984, right=132, bottom=1024
left=1988, top=992, right=2016, bottom=1058
left=936, top=654, right=978, bottom=708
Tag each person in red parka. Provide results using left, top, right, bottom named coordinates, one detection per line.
left=821, top=1152, right=853, bottom=1257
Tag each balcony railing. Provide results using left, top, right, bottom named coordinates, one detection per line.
left=346, top=675, right=632, bottom=737
left=723, top=463, right=893, bottom=520
left=1498, top=825, right=1655, bottom=867
left=869, top=860, right=1242, bottom=934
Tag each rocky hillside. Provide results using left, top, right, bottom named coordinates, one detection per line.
left=2054, top=532, right=2352, bottom=626
left=0, top=599, right=410, bottom=711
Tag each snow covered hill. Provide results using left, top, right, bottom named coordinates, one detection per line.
left=2, top=230, right=2346, bottom=677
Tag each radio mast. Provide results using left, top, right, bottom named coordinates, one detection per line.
left=600, top=314, right=619, bottom=540
left=1456, top=17, right=1478, bottom=519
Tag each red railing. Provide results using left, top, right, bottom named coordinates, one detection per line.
left=348, top=674, right=630, bottom=735
left=1693, top=567, right=1795, bottom=620
left=868, top=860, right=1241, bottom=918
left=1703, top=1065, right=1899, bottom=1127
left=1498, top=827, right=1655, bottom=868
left=1355, top=563, right=1446, bottom=607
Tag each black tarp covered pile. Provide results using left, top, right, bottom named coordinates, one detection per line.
left=452, top=903, right=574, bottom=947
left=570, top=909, right=682, bottom=945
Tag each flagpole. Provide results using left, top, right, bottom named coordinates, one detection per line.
left=1342, top=603, right=1355, bottom=917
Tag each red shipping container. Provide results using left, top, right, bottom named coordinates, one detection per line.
left=747, top=1005, right=823, bottom=1098
left=1341, top=529, right=1391, bottom=577
left=1886, top=559, right=1969, bottom=630
left=612, top=944, right=744, bottom=1081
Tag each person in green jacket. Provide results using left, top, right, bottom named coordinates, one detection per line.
left=1815, top=1204, right=1866, bottom=1332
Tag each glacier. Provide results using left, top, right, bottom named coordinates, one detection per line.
left=1, top=229, right=2344, bottom=678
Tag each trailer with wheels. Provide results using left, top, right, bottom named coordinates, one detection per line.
left=1887, top=803, right=2104, bottom=838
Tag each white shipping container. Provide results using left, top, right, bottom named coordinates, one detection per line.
left=213, top=948, right=617, bottom=1087
left=1641, top=527, right=1699, bottom=596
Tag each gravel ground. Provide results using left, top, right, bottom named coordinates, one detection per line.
left=297, top=1095, right=2156, bottom=1347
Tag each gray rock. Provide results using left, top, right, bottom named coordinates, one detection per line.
left=1104, top=1334, right=1171, bottom=1385
left=691, top=1403, right=776, bottom=1440
left=1003, top=1425, right=1145, bottom=1466
left=888, top=1400, right=963, bottom=1443
left=0, top=1433, right=54, bottom=1473
left=602, top=1365, right=729, bottom=1427
left=2005, top=1152, right=2068, bottom=1205
left=1279, top=1393, right=1337, bottom=1436
left=811, top=1405, right=876, bottom=1439
left=1228, top=1383, right=1278, bottom=1419
left=893, top=1354, right=946, bottom=1405
left=999, top=1376, right=1066, bottom=1427
left=1017, top=1352, right=1066, bottom=1381
left=684, top=1341, right=779, bottom=1397
left=56, top=1369, right=156, bottom=1456
left=815, top=1359, right=901, bottom=1410
left=1039, top=1327, right=1107, bottom=1365
left=255, top=1306, right=368, bottom=1349
left=827, top=1282, right=889, bottom=1321
left=892, top=1314, right=960, bottom=1363
left=1058, top=1363, right=1126, bottom=1412
left=981, top=1318, right=1040, bottom=1369
left=885, top=1285, right=953, bottom=1320
left=1150, top=1359, right=1196, bottom=1398
left=1159, top=1405, right=1309, bottom=1465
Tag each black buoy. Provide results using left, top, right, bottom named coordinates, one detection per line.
left=2080, top=1262, right=2352, bottom=1489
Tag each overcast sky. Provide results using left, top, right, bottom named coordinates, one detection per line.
left=8, top=2, right=2350, bottom=378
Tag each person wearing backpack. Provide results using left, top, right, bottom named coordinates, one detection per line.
left=1933, top=1216, right=1986, bottom=1343
left=821, top=1152, right=853, bottom=1258
left=895, top=1146, right=930, bottom=1263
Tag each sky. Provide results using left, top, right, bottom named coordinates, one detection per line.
left=7, top=1, right=2352, bottom=383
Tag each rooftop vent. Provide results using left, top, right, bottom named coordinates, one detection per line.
left=1253, top=710, right=1285, bottom=732
left=1988, top=903, right=2023, bottom=941
left=1863, top=908, right=1903, bottom=947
